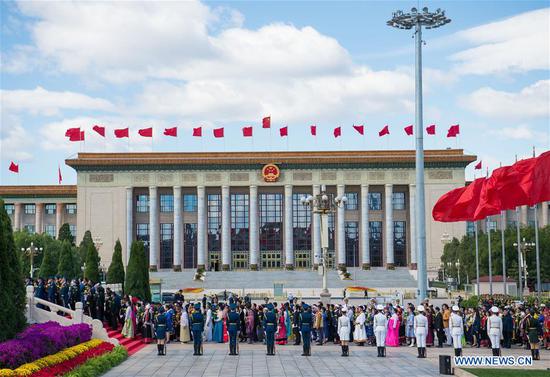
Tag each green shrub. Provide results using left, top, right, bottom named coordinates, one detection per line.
left=107, top=239, right=125, bottom=286
left=64, top=345, right=128, bottom=377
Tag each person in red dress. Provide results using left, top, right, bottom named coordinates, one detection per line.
left=276, top=307, right=288, bottom=345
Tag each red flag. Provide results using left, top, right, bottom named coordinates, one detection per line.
left=527, top=151, right=550, bottom=205
left=9, top=161, right=19, bottom=173
left=310, top=125, right=317, bottom=136
left=333, top=126, right=341, bottom=138
left=474, top=166, right=522, bottom=219
left=213, top=127, right=224, bottom=138
left=353, top=125, right=364, bottom=135
left=242, top=126, right=253, bottom=137
left=138, top=127, right=153, bottom=137
left=262, top=116, right=271, bottom=129
left=378, top=125, right=389, bottom=137
left=65, top=127, right=80, bottom=137
left=114, top=128, right=129, bottom=138
left=404, top=125, right=413, bottom=136
left=193, top=127, right=202, bottom=137
left=58, top=165, right=62, bottom=184
left=474, top=161, right=482, bottom=170
left=432, top=178, right=486, bottom=222
left=164, top=127, right=177, bottom=137
left=280, top=126, right=288, bottom=137
left=426, top=124, right=436, bottom=135
left=69, top=130, right=84, bottom=141
left=92, top=125, right=105, bottom=137
left=447, top=124, right=460, bottom=137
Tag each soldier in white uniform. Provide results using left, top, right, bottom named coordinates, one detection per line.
left=414, top=305, right=428, bottom=358
left=338, top=307, right=351, bottom=357
left=488, top=306, right=503, bottom=356
left=450, top=305, right=464, bottom=356
left=374, top=304, right=388, bottom=357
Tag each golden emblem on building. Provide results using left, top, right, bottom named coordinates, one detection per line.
left=262, top=164, right=280, bottom=182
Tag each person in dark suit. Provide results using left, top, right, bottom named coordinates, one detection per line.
left=155, top=306, right=167, bottom=356
left=292, top=304, right=302, bottom=346
left=263, top=303, right=277, bottom=355
left=300, top=304, right=313, bottom=356
left=191, top=303, right=205, bottom=356
left=502, top=307, right=513, bottom=349
left=434, top=306, right=445, bottom=348
left=227, top=303, right=240, bottom=355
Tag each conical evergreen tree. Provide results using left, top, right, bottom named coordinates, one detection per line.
left=57, top=241, right=75, bottom=279
left=107, top=239, right=125, bottom=287
left=78, top=230, right=94, bottom=269
left=0, top=199, right=27, bottom=341
left=84, top=243, right=101, bottom=283
left=125, top=241, right=151, bottom=302
left=58, top=223, right=74, bottom=244
left=39, top=242, right=59, bottom=278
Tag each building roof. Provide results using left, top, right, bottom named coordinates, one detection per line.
left=66, top=149, right=476, bottom=171
left=0, top=185, right=77, bottom=198
left=471, top=275, right=516, bottom=283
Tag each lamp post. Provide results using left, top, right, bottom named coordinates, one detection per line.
left=456, top=259, right=461, bottom=288
left=513, top=237, right=535, bottom=297
left=301, top=185, right=346, bottom=305
left=388, top=7, right=451, bottom=303
left=22, top=242, right=43, bottom=279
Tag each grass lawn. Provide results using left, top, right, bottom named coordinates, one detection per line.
left=463, top=368, right=550, bottom=377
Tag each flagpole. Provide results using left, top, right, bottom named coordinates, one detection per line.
left=487, top=217, right=493, bottom=296
left=534, top=204, right=541, bottom=299
left=475, top=221, right=480, bottom=295
left=500, top=210, right=506, bottom=295
left=516, top=207, right=522, bottom=299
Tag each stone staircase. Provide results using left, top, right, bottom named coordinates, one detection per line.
left=105, top=324, right=148, bottom=356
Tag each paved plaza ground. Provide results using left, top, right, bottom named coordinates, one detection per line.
left=103, top=342, right=548, bottom=377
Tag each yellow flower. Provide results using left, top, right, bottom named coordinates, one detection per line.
left=0, top=369, right=15, bottom=377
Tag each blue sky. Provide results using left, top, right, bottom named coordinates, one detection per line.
left=1, top=0, right=549, bottom=185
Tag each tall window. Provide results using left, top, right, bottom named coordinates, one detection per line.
left=231, top=194, right=249, bottom=251
left=69, top=225, right=77, bottom=237
left=45, top=224, right=56, bottom=238
left=24, top=224, right=35, bottom=233
left=24, top=204, right=36, bottom=214
left=344, top=192, right=359, bottom=210
left=136, top=195, right=149, bottom=213
left=392, top=192, right=406, bottom=210
left=345, top=222, right=359, bottom=267
left=45, top=204, right=56, bottom=215
left=259, top=193, right=282, bottom=251
left=369, top=221, right=383, bottom=267
left=394, top=221, right=407, bottom=266
left=368, top=193, right=382, bottom=211
left=4, top=204, right=14, bottom=215
left=160, top=223, right=173, bottom=269
left=466, top=222, right=475, bottom=237
left=207, top=194, right=221, bottom=251
left=65, top=204, right=77, bottom=214
left=160, top=194, right=173, bottom=212
left=183, top=223, right=197, bottom=269
left=183, top=194, right=197, bottom=212
left=292, top=193, right=311, bottom=251
left=136, top=223, right=149, bottom=260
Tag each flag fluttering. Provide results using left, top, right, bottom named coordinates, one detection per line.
left=280, top=126, right=288, bottom=137
left=193, top=127, right=202, bottom=137
left=164, top=127, right=177, bottom=137
left=242, top=126, right=253, bottom=137
left=426, top=124, right=436, bottom=135
left=474, top=161, right=482, bottom=170
left=353, top=125, right=364, bottom=135
left=9, top=161, right=19, bottom=173
left=334, top=126, right=341, bottom=138
left=138, top=127, right=153, bottom=137
left=262, top=116, right=271, bottom=129
left=213, top=127, right=224, bottom=138
left=404, top=125, right=413, bottom=136
left=114, top=128, right=129, bottom=138
left=92, top=125, right=105, bottom=137
left=310, top=125, right=317, bottom=136
left=379, top=125, right=390, bottom=137
left=447, top=124, right=460, bottom=137
left=58, top=165, right=63, bottom=184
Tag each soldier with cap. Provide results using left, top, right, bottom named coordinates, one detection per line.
left=525, top=309, right=542, bottom=360
left=374, top=304, right=388, bottom=357
left=450, top=305, right=464, bottom=356
left=338, top=306, right=351, bottom=356
left=264, top=303, right=277, bottom=355
left=414, top=305, right=428, bottom=358
left=155, top=306, right=167, bottom=356
left=191, top=303, right=205, bottom=356
left=300, top=303, right=313, bottom=356
left=488, top=306, right=502, bottom=356
left=227, top=303, right=240, bottom=355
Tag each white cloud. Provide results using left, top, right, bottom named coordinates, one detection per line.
left=0, top=115, right=34, bottom=161
left=1, top=87, right=115, bottom=116
left=451, top=8, right=550, bottom=75
left=459, top=80, right=550, bottom=119
left=493, top=124, right=545, bottom=141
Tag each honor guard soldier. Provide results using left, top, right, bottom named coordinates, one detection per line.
left=300, top=304, right=313, bottom=356
left=414, top=305, right=428, bottom=358
left=337, top=307, right=351, bottom=356
left=374, top=304, right=388, bottom=357
left=526, top=309, right=542, bottom=360
left=488, top=306, right=502, bottom=356
left=263, top=303, right=277, bottom=355
left=227, top=303, right=240, bottom=355
left=450, top=305, right=464, bottom=356
left=191, top=303, right=205, bottom=356
left=155, top=306, right=167, bottom=356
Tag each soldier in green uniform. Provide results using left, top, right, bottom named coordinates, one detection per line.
left=227, top=303, right=240, bottom=355
left=263, top=303, right=277, bottom=355
left=526, top=309, right=541, bottom=360
left=191, top=303, right=205, bottom=356
left=300, top=304, right=313, bottom=356
left=155, top=306, right=167, bottom=355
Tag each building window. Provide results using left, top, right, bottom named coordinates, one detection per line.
left=345, top=222, right=359, bottom=267
left=183, top=223, right=197, bottom=269
left=136, top=195, right=149, bottom=213
left=394, top=221, right=407, bottom=267
left=65, top=204, right=77, bottom=215
left=326, top=212, right=336, bottom=268
left=466, top=222, right=475, bottom=237
left=45, top=204, right=56, bottom=215
left=69, top=225, right=77, bottom=237
left=261, top=251, right=282, bottom=269
left=368, top=193, right=382, bottom=211
left=208, top=194, right=221, bottom=252
left=369, top=221, right=383, bottom=267
left=4, top=204, right=14, bottom=215
left=24, top=204, right=35, bottom=214
left=292, top=193, right=311, bottom=253
left=160, top=223, right=174, bottom=269
left=160, top=194, right=173, bottom=213
left=392, top=192, right=406, bottom=210
left=231, top=193, right=249, bottom=252
left=184, top=194, right=197, bottom=212
left=344, top=192, right=359, bottom=210
left=24, top=224, right=35, bottom=234
left=45, top=224, right=56, bottom=238
left=260, top=193, right=282, bottom=252
left=136, top=223, right=150, bottom=260
left=232, top=252, right=249, bottom=270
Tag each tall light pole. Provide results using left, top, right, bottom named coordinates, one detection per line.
left=388, top=7, right=451, bottom=303
left=22, top=242, right=43, bottom=279
left=514, top=237, right=535, bottom=297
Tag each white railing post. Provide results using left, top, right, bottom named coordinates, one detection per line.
left=74, top=302, right=84, bottom=324
left=26, top=285, right=34, bottom=323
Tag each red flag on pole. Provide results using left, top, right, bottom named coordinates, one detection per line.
left=426, top=124, right=436, bottom=135
left=242, top=126, right=253, bottom=137
left=138, top=127, right=153, bottom=137
left=193, top=127, right=202, bottom=137
left=164, top=127, right=177, bottom=137
left=432, top=177, right=486, bottom=222
left=378, top=125, right=390, bottom=137
left=69, top=130, right=84, bottom=141
left=65, top=127, right=80, bottom=137
left=447, top=124, right=460, bottom=137
left=474, top=161, right=482, bottom=170
left=92, top=125, right=105, bottom=137
left=404, top=125, right=413, bottom=136
left=262, top=116, right=271, bottom=129
left=310, top=125, right=317, bottom=136
left=213, top=127, right=224, bottom=138
left=279, top=126, right=288, bottom=137
left=9, top=161, right=19, bottom=173
left=58, top=165, right=63, bottom=184
left=114, top=128, right=129, bottom=138
left=353, top=125, right=364, bottom=135
left=333, top=126, right=342, bottom=138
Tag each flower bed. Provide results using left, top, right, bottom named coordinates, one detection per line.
left=64, top=346, right=127, bottom=377
left=0, top=322, right=92, bottom=369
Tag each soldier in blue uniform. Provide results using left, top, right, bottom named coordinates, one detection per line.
left=60, top=278, right=70, bottom=308
left=227, top=303, right=240, bottom=355
left=191, top=303, right=205, bottom=356
left=263, top=303, right=277, bottom=355
left=300, top=304, right=313, bottom=356
left=155, top=306, right=167, bottom=355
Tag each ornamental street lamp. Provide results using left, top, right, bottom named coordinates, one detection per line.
left=513, top=237, right=535, bottom=297
left=301, top=185, right=346, bottom=305
left=388, top=7, right=451, bottom=303
left=22, top=242, right=43, bottom=279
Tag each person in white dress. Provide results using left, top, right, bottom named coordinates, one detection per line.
left=374, top=304, right=388, bottom=357
left=488, top=306, right=503, bottom=356
left=414, top=305, right=428, bottom=358
left=338, top=307, right=351, bottom=357
left=354, top=306, right=367, bottom=345
left=204, top=304, right=213, bottom=342
left=450, top=305, right=464, bottom=356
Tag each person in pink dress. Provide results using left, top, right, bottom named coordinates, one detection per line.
left=386, top=311, right=401, bottom=347
left=276, top=307, right=288, bottom=345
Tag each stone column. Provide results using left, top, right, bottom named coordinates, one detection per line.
left=197, top=186, right=206, bottom=269
left=55, top=203, right=64, bottom=238
left=14, top=202, right=22, bottom=231
left=337, top=184, right=346, bottom=269
left=542, top=202, right=549, bottom=227
left=173, top=186, right=182, bottom=271
left=520, top=205, right=528, bottom=226
left=385, top=184, right=395, bottom=269
left=221, top=185, right=231, bottom=271
left=312, top=184, right=321, bottom=269
left=249, top=185, right=259, bottom=270
left=409, top=184, right=417, bottom=270
left=360, top=184, right=370, bottom=270
left=149, top=186, right=159, bottom=271
left=125, top=187, right=133, bottom=266
left=284, top=184, right=294, bottom=269
left=35, top=203, right=44, bottom=234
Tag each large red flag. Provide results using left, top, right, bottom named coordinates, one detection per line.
left=474, top=165, right=523, bottom=220
left=433, top=178, right=486, bottom=222
left=334, top=126, right=341, bottom=138
left=213, top=127, right=224, bottom=138
left=353, top=125, right=364, bottom=135
left=262, top=116, right=271, bottom=129
left=310, top=125, right=317, bottom=136
left=378, top=125, right=389, bottom=137
left=280, top=126, right=288, bottom=137
left=426, top=124, right=436, bottom=135
left=242, top=126, right=253, bottom=137
left=138, top=127, right=153, bottom=137
left=114, top=128, right=129, bottom=138
left=9, top=161, right=19, bottom=173
left=404, top=125, right=413, bottom=136
left=528, top=151, right=550, bottom=205
left=164, top=127, right=177, bottom=137
left=447, top=124, right=460, bottom=137
left=92, top=125, right=105, bottom=137
left=193, top=127, right=202, bottom=137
